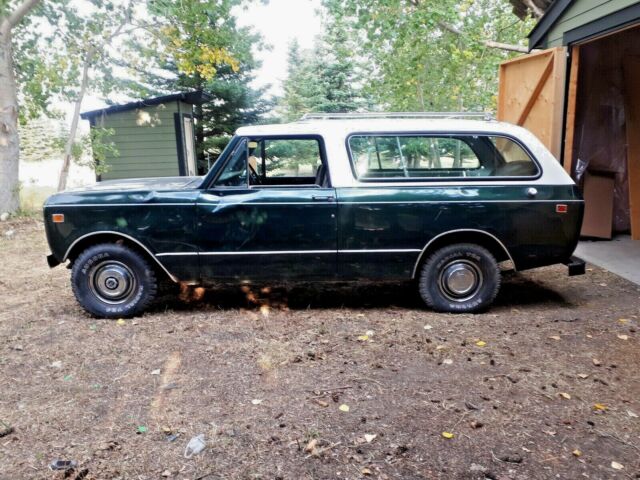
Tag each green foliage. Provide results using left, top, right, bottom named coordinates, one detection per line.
left=17, top=117, right=66, bottom=162
left=280, top=13, right=371, bottom=121
left=322, top=0, right=535, bottom=112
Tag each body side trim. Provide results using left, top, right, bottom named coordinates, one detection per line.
left=62, top=231, right=180, bottom=283
left=411, top=229, right=516, bottom=279
left=156, top=249, right=422, bottom=257
left=47, top=199, right=584, bottom=208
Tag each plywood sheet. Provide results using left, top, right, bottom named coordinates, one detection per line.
left=497, top=47, right=567, bottom=160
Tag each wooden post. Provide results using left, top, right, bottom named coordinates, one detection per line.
left=623, top=56, right=640, bottom=240
left=563, top=46, right=580, bottom=176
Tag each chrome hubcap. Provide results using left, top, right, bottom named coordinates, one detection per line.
left=439, top=260, right=483, bottom=302
left=89, top=261, right=136, bottom=304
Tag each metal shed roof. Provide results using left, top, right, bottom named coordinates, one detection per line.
left=80, top=91, right=212, bottom=120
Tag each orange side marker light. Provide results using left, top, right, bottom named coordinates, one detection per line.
left=52, top=213, right=65, bottom=223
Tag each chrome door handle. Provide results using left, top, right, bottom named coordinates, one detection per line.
left=311, top=195, right=335, bottom=202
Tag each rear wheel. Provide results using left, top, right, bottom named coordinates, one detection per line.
left=71, top=243, right=157, bottom=318
left=418, top=243, right=500, bottom=313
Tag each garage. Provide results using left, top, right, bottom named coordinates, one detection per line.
left=498, top=0, right=640, bottom=248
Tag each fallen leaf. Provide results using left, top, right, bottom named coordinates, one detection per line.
left=314, top=399, right=329, bottom=408
left=361, top=468, right=372, bottom=476
left=304, top=439, right=318, bottom=453
left=251, top=399, right=263, bottom=405
left=627, top=410, right=639, bottom=418
left=259, top=305, right=270, bottom=317
left=617, top=334, right=629, bottom=340
left=475, top=340, right=486, bottom=347
left=442, top=359, right=453, bottom=365
left=559, top=392, right=571, bottom=400
left=435, top=345, right=446, bottom=350
left=611, top=461, right=624, bottom=470
left=364, top=434, right=377, bottom=443
left=116, top=319, right=126, bottom=326
left=593, top=403, right=608, bottom=411
left=577, top=373, right=589, bottom=379
left=357, top=335, right=369, bottom=342
left=441, top=431, right=454, bottom=439
left=339, top=404, right=350, bottom=412
left=592, top=358, right=602, bottom=366
left=549, top=335, right=561, bottom=341
left=151, top=369, right=161, bottom=375
left=618, top=318, right=630, bottom=324
left=542, top=430, right=557, bottom=436
left=572, top=449, right=582, bottom=457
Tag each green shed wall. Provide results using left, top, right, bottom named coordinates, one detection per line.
left=546, top=0, right=639, bottom=47
left=96, top=101, right=182, bottom=180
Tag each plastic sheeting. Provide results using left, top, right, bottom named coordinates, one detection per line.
left=570, top=29, right=639, bottom=233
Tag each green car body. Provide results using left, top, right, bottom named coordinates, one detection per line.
left=44, top=116, right=584, bottom=317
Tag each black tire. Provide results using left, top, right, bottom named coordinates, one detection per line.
left=71, top=243, right=157, bottom=318
left=418, top=243, right=500, bottom=313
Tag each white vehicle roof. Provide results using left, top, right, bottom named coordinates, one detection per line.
left=235, top=117, right=573, bottom=187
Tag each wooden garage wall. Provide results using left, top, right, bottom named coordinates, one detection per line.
left=544, top=0, right=638, bottom=47
left=96, top=102, right=182, bottom=180
left=497, top=47, right=567, bottom=160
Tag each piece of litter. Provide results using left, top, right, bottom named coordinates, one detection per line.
left=559, top=392, right=571, bottom=400
left=137, top=425, right=147, bottom=434
left=364, top=434, right=377, bottom=443
left=611, top=461, right=624, bottom=470
left=357, top=335, right=369, bottom=342
left=49, top=460, right=77, bottom=471
left=442, top=359, right=453, bottom=365
left=572, top=449, right=582, bottom=457
left=151, top=369, right=161, bottom=375
left=50, top=361, right=62, bottom=369
left=442, top=431, right=454, bottom=439
left=423, top=325, right=433, bottom=330
left=475, top=340, right=486, bottom=347
left=184, top=434, right=206, bottom=458
left=549, top=335, right=561, bottom=341
left=339, top=404, right=350, bottom=412
left=116, top=319, right=126, bottom=325
left=251, top=399, right=263, bottom=405
left=627, top=410, right=639, bottom=418
left=617, top=334, right=629, bottom=340
left=593, top=403, right=608, bottom=411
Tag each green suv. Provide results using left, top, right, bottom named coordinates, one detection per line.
left=44, top=113, right=585, bottom=318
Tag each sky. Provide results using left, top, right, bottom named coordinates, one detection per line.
left=79, top=0, right=324, bottom=116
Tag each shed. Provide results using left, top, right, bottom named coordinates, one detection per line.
left=497, top=0, right=640, bottom=240
left=80, top=91, right=211, bottom=181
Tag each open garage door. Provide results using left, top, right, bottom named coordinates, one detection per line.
left=497, top=47, right=567, bottom=160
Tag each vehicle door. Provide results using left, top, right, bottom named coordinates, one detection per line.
left=196, top=135, right=337, bottom=281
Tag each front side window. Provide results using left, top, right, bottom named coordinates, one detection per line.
left=348, top=134, right=538, bottom=180
left=215, top=137, right=326, bottom=187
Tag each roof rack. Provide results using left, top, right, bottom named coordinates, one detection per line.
left=300, top=112, right=494, bottom=121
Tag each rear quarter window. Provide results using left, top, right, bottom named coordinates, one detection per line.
left=348, top=134, right=540, bottom=180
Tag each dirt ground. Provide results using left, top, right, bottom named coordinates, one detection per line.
left=1, top=218, right=640, bottom=480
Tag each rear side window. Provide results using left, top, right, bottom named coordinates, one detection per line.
left=348, top=134, right=539, bottom=180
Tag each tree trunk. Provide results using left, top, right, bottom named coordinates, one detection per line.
left=58, top=50, right=92, bottom=192
left=0, top=27, right=20, bottom=214
left=0, top=0, right=41, bottom=214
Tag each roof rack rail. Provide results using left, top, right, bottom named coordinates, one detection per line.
left=300, top=112, right=494, bottom=121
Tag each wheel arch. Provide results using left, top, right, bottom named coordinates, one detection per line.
left=412, top=229, right=515, bottom=279
left=63, top=231, right=178, bottom=283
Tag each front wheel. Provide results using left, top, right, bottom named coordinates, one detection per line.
left=418, top=243, right=500, bottom=313
left=71, top=243, right=157, bottom=318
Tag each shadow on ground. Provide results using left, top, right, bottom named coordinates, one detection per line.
left=152, top=271, right=571, bottom=314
